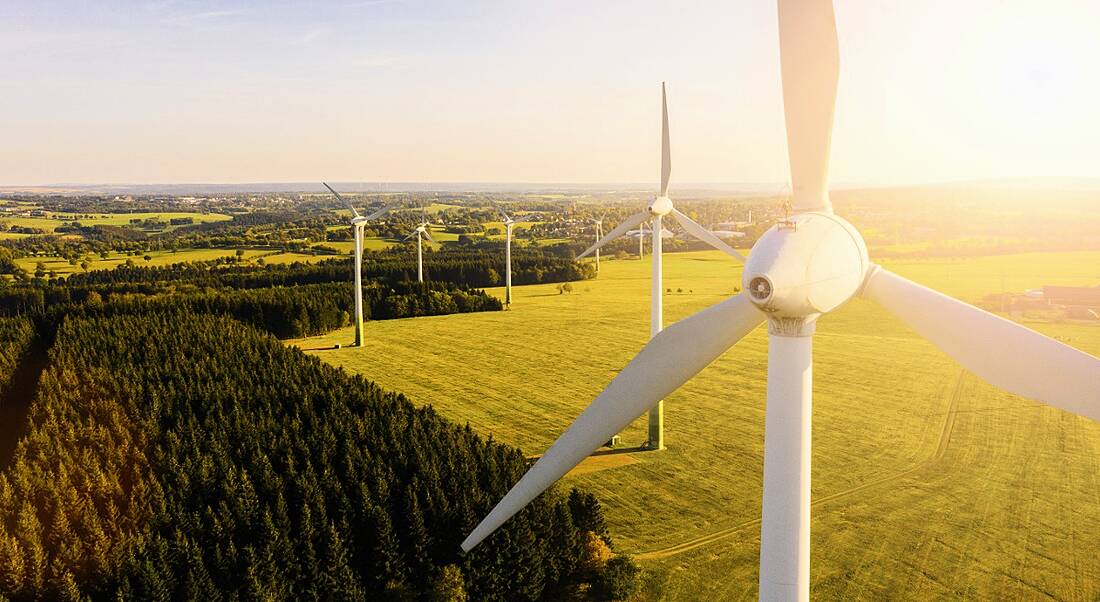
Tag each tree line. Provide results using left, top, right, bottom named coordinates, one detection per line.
left=0, top=281, right=502, bottom=340
left=58, top=249, right=593, bottom=290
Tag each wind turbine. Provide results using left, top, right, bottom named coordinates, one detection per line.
left=590, top=214, right=605, bottom=272
left=492, top=204, right=538, bottom=306
left=404, top=205, right=433, bottom=283
left=323, top=182, right=390, bottom=346
left=461, top=2, right=1100, bottom=601
left=575, top=82, right=747, bottom=450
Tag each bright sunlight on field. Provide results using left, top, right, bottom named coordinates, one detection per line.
left=291, top=249, right=1100, bottom=600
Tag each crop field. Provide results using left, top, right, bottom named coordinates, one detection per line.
left=292, top=249, right=1100, bottom=600
left=16, top=248, right=307, bottom=276
left=0, top=210, right=230, bottom=235
left=333, top=223, right=553, bottom=251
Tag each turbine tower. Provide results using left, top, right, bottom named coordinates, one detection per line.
left=591, top=214, right=605, bottom=273
left=576, top=82, right=746, bottom=450
left=493, top=204, right=538, bottom=306
left=323, top=182, right=389, bottom=346
left=404, top=205, right=433, bottom=283
left=461, top=3, right=1100, bottom=601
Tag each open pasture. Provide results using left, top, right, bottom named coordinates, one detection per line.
left=292, top=249, right=1100, bottom=600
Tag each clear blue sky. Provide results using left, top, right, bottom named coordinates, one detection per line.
left=2, top=0, right=1098, bottom=185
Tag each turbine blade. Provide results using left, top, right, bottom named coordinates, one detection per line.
left=365, top=206, right=389, bottom=220
left=403, top=231, right=417, bottom=241
left=660, top=82, right=671, bottom=197
left=492, top=201, right=510, bottom=223
left=576, top=211, right=649, bottom=260
left=322, top=182, right=361, bottom=218
left=422, top=228, right=434, bottom=243
left=671, top=209, right=746, bottom=262
left=461, top=293, right=765, bottom=552
left=863, top=267, right=1100, bottom=422
left=778, top=0, right=838, bottom=213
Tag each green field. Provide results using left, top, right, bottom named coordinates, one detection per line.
left=16, top=248, right=325, bottom=276
left=0, top=211, right=230, bottom=235
left=328, top=222, right=553, bottom=252
left=290, top=250, right=1100, bottom=600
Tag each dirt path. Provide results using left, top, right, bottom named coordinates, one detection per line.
left=0, top=339, right=47, bottom=467
left=635, top=370, right=967, bottom=561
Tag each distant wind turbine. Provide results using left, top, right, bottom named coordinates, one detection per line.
left=404, top=205, right=433, bottom=283
left=462, top=3, right=1100, bottom=601
left=323, top=182, right=390, bottom=346
left=493, top=204, right=539, bottom=306
left=575, top=82, right=746, bottom=450
left=590, top=214, right=605, bottom=272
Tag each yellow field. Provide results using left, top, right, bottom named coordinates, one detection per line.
left=291, top=249, right=1100, bottom=600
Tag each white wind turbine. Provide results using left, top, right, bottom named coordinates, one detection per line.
left=403, top=205, right=433, bottom=283
left=323, top=182, right=390, bottom=346
left=461, top=2, right=1100, bottom=600
left=590, top=214, right=605, bottom=272
left=575, top=82, right=747, bottom=450
left=492, top=204, right=538, bottom=306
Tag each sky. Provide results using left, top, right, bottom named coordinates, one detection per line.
left=1, top=0, right=1099, bottom=186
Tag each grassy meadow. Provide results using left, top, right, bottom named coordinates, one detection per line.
left=291, top=249, right=1100, bottom=600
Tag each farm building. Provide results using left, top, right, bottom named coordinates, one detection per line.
left=1042, top=285, right=1100, bottom=306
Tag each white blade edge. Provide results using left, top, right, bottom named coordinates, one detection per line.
left=863, top=266, right=1100, bottom=422
left=671, top=208, right=746, bottom=262
left=660, top=82, right=671, bottom=198
left=422, top=228, right=434, bottom=243
left=461, top=293, right=764, bottom=552
left=322, top=182, right=361, bottom=218
left=492, top=202, right=511, bottom=223
left=365, top=206, right=389, bottom=220
left=403, top=231, right=417, bottom=241
left=778, top=0, right=838, bottom=214
left=576, top=211, right=649, bottom=260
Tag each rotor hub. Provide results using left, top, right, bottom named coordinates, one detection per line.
left=649, top=196, right=673, bottom=216
left=742, top=212, right=869, bottom=321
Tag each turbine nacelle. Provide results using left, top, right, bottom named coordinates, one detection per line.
left=648, top=196, right=673, bottom=217
left=416, top=224, right=428, bottom=234
left=742, top=213, right=868, bottom=327
left=351, top=216, right=369, bottom=226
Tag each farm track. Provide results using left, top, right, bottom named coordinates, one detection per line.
left=635, top=369, right=967, bottom=561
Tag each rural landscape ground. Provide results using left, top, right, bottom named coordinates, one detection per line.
left=292, top=249, right=1100, bottom=600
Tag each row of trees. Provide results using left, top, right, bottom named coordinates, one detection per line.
left=59, top=249, right=593, bottom=290
left=0, top=311, right=636, bottom=600
left=0, top=317, right=33, bottom=393
left=0, top=281, right=502, bottom=339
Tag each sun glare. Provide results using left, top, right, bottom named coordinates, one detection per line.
left=962, top=9, right=1100, bottom=137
